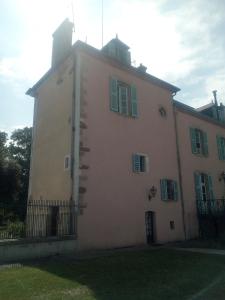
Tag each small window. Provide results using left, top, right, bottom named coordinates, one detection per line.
left=132, top=154, right=148, bottom=173
left=160, top=179, right=178, bottom=201
left=64, top=155, right=70, bottom=170
left=190, top=128, right=208, bottom=156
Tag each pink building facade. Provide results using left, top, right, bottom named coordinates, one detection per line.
left=27, top=20, right=225, bottom=249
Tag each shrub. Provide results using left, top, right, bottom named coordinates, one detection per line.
left=7, top=221, right=25, bottom=238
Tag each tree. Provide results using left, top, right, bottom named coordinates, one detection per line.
left=8, top=127, right=32, bottom=220
left=0, top=131, right=8, bottom=165
left=0, top=131, right=22, bottom=224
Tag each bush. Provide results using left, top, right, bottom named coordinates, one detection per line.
left=7, top=221, right=25, bottom=238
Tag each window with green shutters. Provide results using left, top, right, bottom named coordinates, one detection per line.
left=217, top=135, right=225, bottom=160
left=132, top=154, right=148, bottom=173
left=194, top=172, right=214, bottom=201
left=110, top=78, right=138, bottom=117
left=160, top=179, right=178, bottom=201
left=189, top=127, right=208, bottom=156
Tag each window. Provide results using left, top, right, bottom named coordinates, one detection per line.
left=190, top=128, right=208, bottom=156
left=217, top=135, right=225, bottom=160
left=110, top=78, right=138, bottom=117
left=132, top=154, right=148, bottom=173
left=194, top=172, right=214, bottom=201
left=64, top=155, right=70, bottom=170
left=160, top=179, right=178, bottom=201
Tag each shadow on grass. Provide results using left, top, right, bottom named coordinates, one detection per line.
left=26, top=248, right=225, bottom=300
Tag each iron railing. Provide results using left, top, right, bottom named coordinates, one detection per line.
left=197, top=198, right=225, bottom=216
left=0, top=200, right=76, bottom=240
left=197, top=199, right=225, bottom=238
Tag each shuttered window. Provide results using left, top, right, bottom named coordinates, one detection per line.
left=160, top=179, right=178, bottom=201
left=132, top=154, right=148, bottom=173
left=217, top=135, right=225, bottom=160
left=110, top=78, right=138, bottom=117
left=194, top=172, right=214, bottom=201
left=189, top=128, right=208, bottom=156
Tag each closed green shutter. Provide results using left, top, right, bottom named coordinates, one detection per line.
left=207, top=175, right=214, bottom=200
left=119, top=86, right=128, bottom=115
left=110, top=78, right=119, bottom=112
left=173, top=181, right=178, bottom=201
left=160, top=179, right=168, bottom=201
left=131, top=85, right=138, bottom=118
left=202, top=131, right=208, bottom=156
left=132, top=154, right=140, bottom=172
left=194, top=172, right=202, bottom=201
left=217, top=136, right=223, bottom=160
left=221, top=138, right=225, bottom=160
left=190, top=128, right=197, bottom=154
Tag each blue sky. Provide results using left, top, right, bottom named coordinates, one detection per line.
left=1, top=0, right=225, bottom=134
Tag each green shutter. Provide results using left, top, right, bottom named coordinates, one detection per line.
left=160, top=179, right=168, bottom=201
left=221, top=138, right=225, bottom=160
left=131, top=85, right=138, bottom=117
left=217, top=135, right=223, bottom=160
left=119, top=86, right=128, bottom=115
left=110, top=78, right=119, bottom=112
left=173, top=181, right=178, bottom=201
left=202, top=131, right=208, bottom=156
left=194, top=172, right=202, bottom=201
left=190, top=128, right=197, bottom=154
left=132, top=154, right=140, bottom=172
left=207, top=175, right=214, bottom=200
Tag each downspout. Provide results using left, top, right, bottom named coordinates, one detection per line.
left=172, top=96, right=187, bottom=240
left=71, top=51, right=81, bottom=237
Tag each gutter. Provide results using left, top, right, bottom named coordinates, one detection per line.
left=173, top=102, right=187, bottom=240
left=72, top=51, right=81, bottom=212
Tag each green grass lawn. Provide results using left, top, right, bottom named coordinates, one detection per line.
left=1, top=248, right=225, bottom=300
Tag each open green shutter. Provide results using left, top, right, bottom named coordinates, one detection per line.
left=221, top=138, right=225, bottom=160
left=110, top=78, right=119, bottom=112
left=173, top=181, right=178, bottom=201
left=131, top=85, right=138, bottom=117
left=207, top=175, right=214, bottom=200
left=194, top=172, right=202, bottom=201
left=132, top=154, right=140, bottom=172
left=119, top=86, right=128, bottom=115
left=190, top=128, right=197, bottom=154
left=217, top=136, right=223, bottom=160
left=160, top=179, right=168, bottom=201
left=202, top=131, right=208, bottom=156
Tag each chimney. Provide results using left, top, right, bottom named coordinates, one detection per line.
left=51, top=18, right=74, bottom=67
left=212, top=90, right=218, bottom=106
left=137, top=63, right=147, bottom=73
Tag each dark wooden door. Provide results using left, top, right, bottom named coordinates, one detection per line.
left=145, top=211, right=155, bottom=244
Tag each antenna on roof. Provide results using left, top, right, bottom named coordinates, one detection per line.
left=71, top=0, right=75, bottom=32
left=101, top=0, right=104, bottom=47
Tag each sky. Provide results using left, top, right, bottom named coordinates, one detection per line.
left=1, top=0, right=225, bottom=134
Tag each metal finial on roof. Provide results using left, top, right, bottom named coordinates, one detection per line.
left=116, top=34, right=118, bottom=39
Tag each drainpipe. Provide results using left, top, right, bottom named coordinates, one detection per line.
left=172, top=99, right=187, bottom=240
left=71, top=51, right=81, bottom=236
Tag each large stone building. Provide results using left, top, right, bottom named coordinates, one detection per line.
left=27, top=19, right=225, bottom=249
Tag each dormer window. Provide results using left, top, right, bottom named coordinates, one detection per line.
left=102, top=37, right=131, bottom=65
